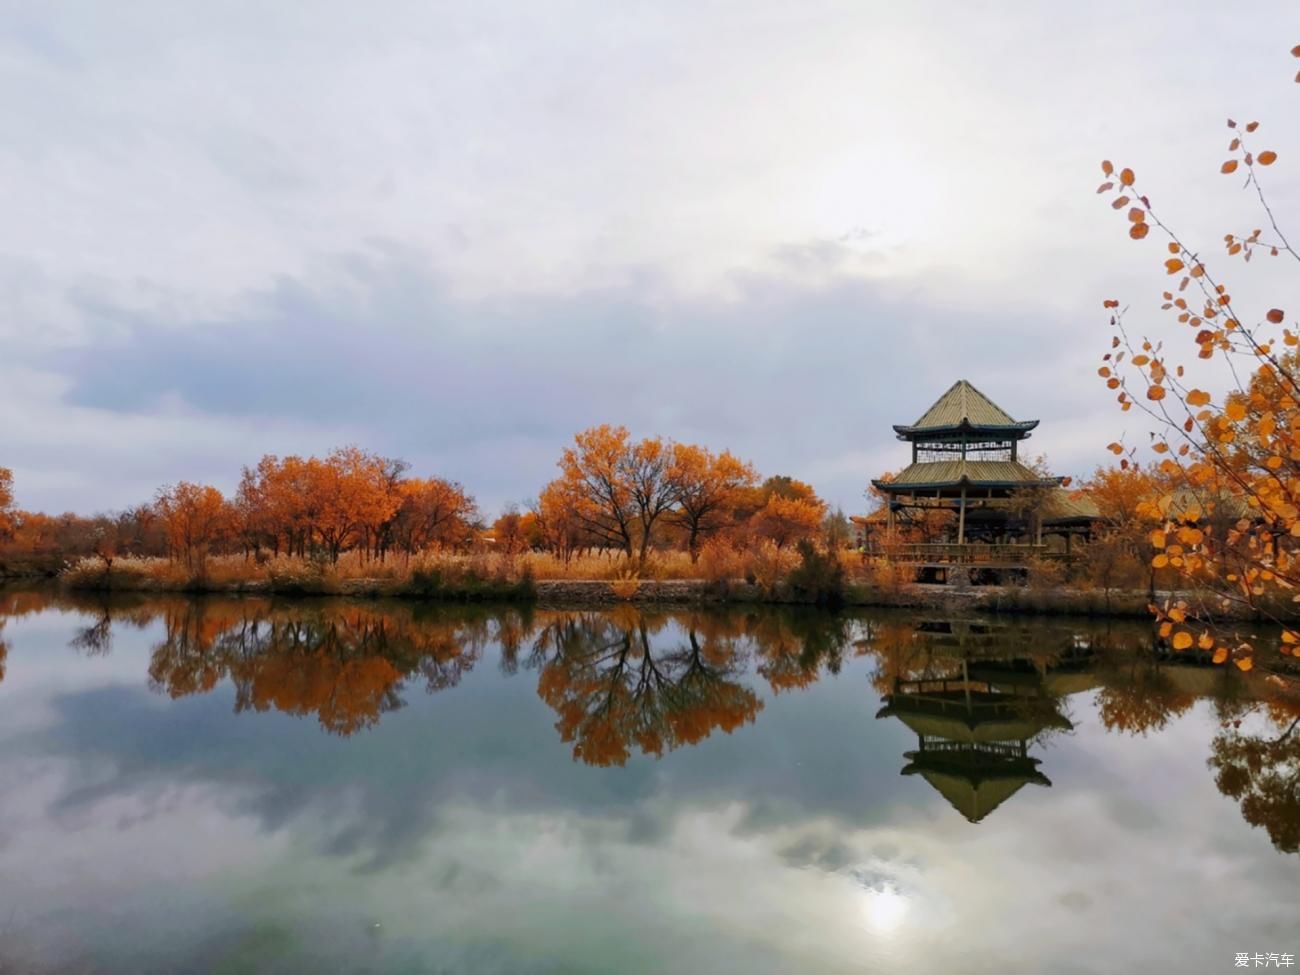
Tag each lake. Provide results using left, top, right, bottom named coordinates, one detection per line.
left=0, top=588, right=1296, bottom=974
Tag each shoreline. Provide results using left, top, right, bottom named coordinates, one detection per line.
left=30, top=573, right=1174, bottom=619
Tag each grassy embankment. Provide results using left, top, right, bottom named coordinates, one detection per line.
left=48, top=547, right=1174, bottom=616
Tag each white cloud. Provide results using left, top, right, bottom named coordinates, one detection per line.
left=1, top=1, right=1298, bottom=512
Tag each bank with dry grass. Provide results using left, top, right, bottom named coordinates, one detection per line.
left=50, top=548, right=1188, bottom=618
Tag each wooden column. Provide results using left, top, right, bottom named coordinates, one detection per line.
left=957, top=486, right=967, bottom=544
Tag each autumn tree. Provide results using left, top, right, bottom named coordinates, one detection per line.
left=753, top=493, right=826, bottom=548
left=1078, top=464, right=1162, bottom=598
left=532, top=484, right=586, bottom=561
left=391, top=477, right=477, bottom=558
left=552, top=425, right=639, bottom=557
left=155, top=481, right=231, bottom=571
left=622, top=436, right=682, bottom=565
left=1097, top=45, right=1300, bottom=666
left=670, top=444, right=757, bottom=561
left=492, top=506, right=530, bottom=554
left=306, top=447, right=401, bottom=563
left=0, top=467, right=14, bottom=541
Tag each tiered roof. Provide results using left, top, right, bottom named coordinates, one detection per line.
left=874, top=380, right=1061, bottom=495
left=884, top=459, right=1056, bottom=491
left=893, top=380, right=1039, bottom=440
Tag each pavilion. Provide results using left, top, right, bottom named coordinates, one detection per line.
left=867, top=380, right=1097, bottom=573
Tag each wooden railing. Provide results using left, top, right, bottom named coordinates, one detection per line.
left=885, top=543, right=1067, bottom=564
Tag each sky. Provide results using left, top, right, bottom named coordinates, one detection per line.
left=3, top=1, right=1299, bottom=517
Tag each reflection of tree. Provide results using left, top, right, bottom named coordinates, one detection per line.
left=752, top=612, right=856, bottom=693
left=70, top=602, right=115, bottom=656
left=144, top=600, right=491, bottom=735
left=1094, top=656, right=1196, bottom=736
left=528, top=610, right=763, bottom=766
left=1210, top=702, right=1300, bottom=854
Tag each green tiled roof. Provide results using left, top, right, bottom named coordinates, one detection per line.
left=873, top=460, right=1060, bottom=492
left=1042, top=489, right=1102, bottom=522
left=894, top=380, right=1039, bottom=438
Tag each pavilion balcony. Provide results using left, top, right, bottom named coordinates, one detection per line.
left=884, top=542, right=1071, bottom=564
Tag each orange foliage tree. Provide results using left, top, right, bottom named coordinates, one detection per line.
left=155, top=482, right=231, bottom=571
left=670, top=444, right=758, bottom=561
left=749, top=478, right=827, bottom=549
left=1077, top=464, right=1163, bottom=598
left=0, top=466, right=14, bottom=541
left=551, top=425, right=641, bottom=558
left=1097, top=44, right=1300, bottom=667
left=389, top=477, right=477, bottom=559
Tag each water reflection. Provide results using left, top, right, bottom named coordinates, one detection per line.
left=3, top=587, right=1300, bottom=972
left=145, top=599, right=495, bottom=735
left=520, top=608, right=763, bottom=766
left=874, top=620, right=1075, bottom=822
left=3, top=587, right=1299, bottom=853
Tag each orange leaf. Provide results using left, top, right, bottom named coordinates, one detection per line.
left=1212, top=647, right=1228, bottom=664
left=1221, top=160, right=1238, bottom=174
left=1165, top=258, right=1184, bottom=274
left=1111, top=196, right=1131, bottom=209
left=1258, top=150, right=1277, bottom=166
left=1187, top=389, right=1211, bottom=407
left=1129, top=223, right=1149, bottom=240
left=1172, top=632, right=1193, bottom=650
left=1147, top=384, right=1166, bottom=401
left=1226, top=401, right=1247, bottom=421
left=1101, top=160, right=1114, bottom=175
left=1246, top=121, right=1259, bottom=133
left=1235, top=657, right=1254, bottom=672
left=1267, top=308, right=1285, bottom=323
left=1107, top=442, right=1123, bottom=454
left=1120, top=168, right=1135, bottom=186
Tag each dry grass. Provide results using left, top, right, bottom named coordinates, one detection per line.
left=608, top=571, right=641, bottom=599
left=60, top=544, right=827, bottom=592
left=514, top=549, right=699, bottom=580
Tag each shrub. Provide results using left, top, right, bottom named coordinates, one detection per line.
left=787, top=540, right=847, bottom=608
left=697, top=539, right=743, bottom=583
left=609, top=571, right=641, bottom=600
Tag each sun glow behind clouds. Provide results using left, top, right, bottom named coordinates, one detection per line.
left=861, top=883, right=911, bottom=935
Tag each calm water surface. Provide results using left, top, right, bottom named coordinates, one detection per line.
left=0, top=588, right=1296, bottom=974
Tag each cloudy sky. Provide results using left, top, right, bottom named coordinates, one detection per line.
left=3, top=1, right=1299, bottom=516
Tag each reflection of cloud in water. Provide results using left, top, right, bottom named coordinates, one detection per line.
left=2, top=598, right=1300, bottom=972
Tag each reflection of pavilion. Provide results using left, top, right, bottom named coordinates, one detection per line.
left=877, top=634, right=1073, bottom=823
